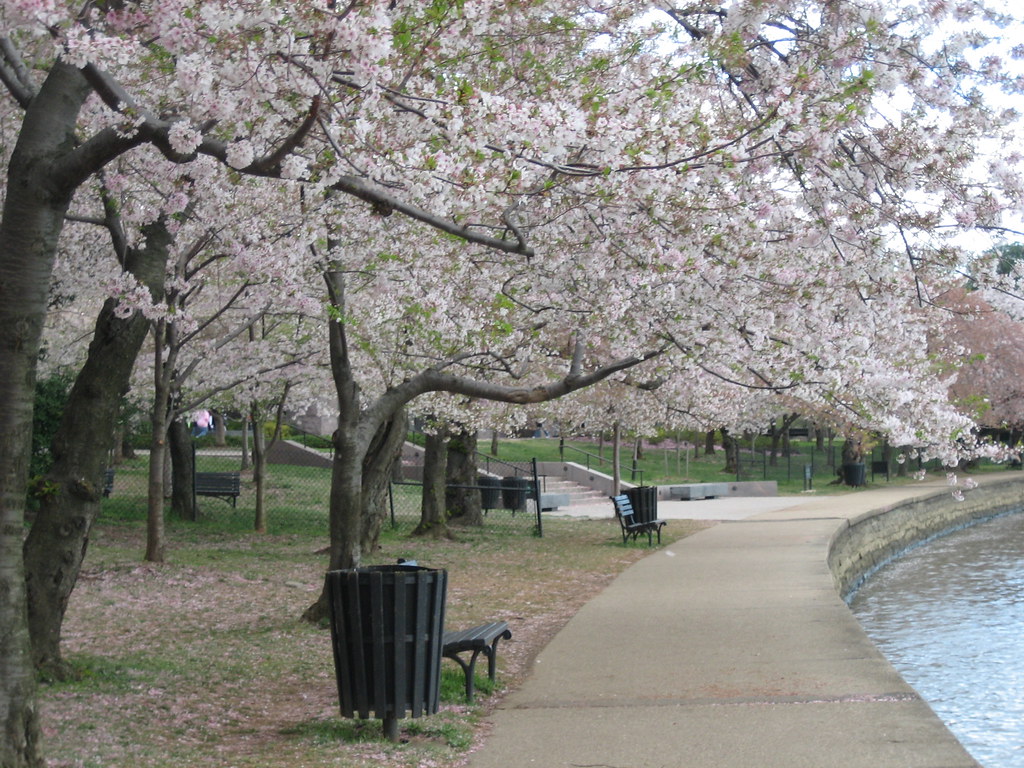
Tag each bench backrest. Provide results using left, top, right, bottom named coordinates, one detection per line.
left=611, top=494, right=637, bottom=523
left=195, top=472, right=240, bottom=491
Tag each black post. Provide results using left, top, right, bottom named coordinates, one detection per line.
left=531, top=458, right=543, bottom=537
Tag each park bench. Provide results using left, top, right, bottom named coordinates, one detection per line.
left=442, top=621, right=512, bottom=702
left=612, top=494, right=667, bottom=546
left=103, top=468, right=115, bottom=497
left=195, top=471, right=241, bottom=507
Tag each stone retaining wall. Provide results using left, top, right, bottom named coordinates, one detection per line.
left=828, top=475, right=1024, bottom=601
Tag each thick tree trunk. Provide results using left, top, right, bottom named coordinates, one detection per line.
left=769, top=413, right=800, bottom=466
left=704, top=429, right=716, bottom=455
left=213, top=411, right=227, bottom=446
left=169, top=418, right=196, bottom=521
left=360, top=409, right=408, bottom=555
left=415, top=430, right=450, bottom=538
left=23, top=221, right=168, bottom=676
left=722, top=428, right=739, bottom=474
left=0, top=61, right=120, bottom=767
left=446, top=429, right=483, bottom=526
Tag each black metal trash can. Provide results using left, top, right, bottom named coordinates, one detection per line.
left=478, top=475, right=500, bottom=510
left=624, top=486, right=658, bottom=524
left=325, top=566, right=447, bottom=739
left=501, top=476, right=530, bottom=511
left=841, top=462, right=866, bottom=487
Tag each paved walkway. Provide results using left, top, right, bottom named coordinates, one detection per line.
left=467, top=481, right=983, bottom=768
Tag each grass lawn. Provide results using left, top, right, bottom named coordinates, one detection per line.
left=38, top=511, right=710, bottom=768
left=482, top=436, right=1013, bottom=495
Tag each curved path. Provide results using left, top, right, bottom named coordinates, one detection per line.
left=466, top=478, right=1018, bottom=768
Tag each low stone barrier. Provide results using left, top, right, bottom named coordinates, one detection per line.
left=828, top=474, right=1024, bottom=600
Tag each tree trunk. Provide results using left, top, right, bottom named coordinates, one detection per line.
left=722, top=428, right=739, bottom=474
left=146, top=321, right=172, bottom=563
left=446, top=429, right=483, bottom=526
left=213, top=411, right=227, bottom=446
left=769, top=413, right=800, bottom=466
left=415, top=429, right=451, bottom=538
left=251, top=404, right=267, bottom=533
left=302, top=267, right=367, bottom=624
left=240, top=415, right=251, bottom=470
left=612, top=422, right=622, bottom=494
left=704, top=429, right=716, bottom=455
left=490, top=430, right=499, bottom=456
left=1, top=60, right=121, bottom=768
left=23, top=220, right=169, bottom=676
left=842, top=436, right=863, bottom=464
left=169, top=418, right=196, bottom=521
left=360, top=409, right=408, bottom=555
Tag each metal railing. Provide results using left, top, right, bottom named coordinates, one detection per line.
left=558, top=443, right=644, bottom=485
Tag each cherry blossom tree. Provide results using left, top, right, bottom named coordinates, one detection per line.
left=2, top=2, right=1024, bottom=765
left=939, top=284, right=1024, bottom=441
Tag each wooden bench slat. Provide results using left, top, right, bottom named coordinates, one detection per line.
left=195, top=471, right=241, bottom=507
left=442, top=621, right=511, bottom=702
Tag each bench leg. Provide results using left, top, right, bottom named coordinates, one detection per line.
left=486, top=633, right=511, bottom=682
left=445, top=649, right=486, bottom=701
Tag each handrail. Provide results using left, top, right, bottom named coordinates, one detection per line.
left=559, top=443, right=644, bottom=484
left=474, top=451, right=532, bottom=478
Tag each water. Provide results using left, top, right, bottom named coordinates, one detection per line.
left=849, top=511, right=1024, bottom=767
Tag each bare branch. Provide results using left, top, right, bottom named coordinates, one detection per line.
left=0, top=37, right=34, bottom=107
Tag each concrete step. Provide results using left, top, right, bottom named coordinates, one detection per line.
left=539, top=477, right=609, bottom=507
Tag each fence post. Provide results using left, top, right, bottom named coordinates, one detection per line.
left=388, top=483, right=396, bottom=529
left=531, top=458, right=543, bottom=537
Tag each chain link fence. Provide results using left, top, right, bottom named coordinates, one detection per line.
left=99, top=441, right=543, bottom=537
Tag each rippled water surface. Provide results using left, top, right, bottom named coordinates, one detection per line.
left=849, top=511, right=1024, bottom=767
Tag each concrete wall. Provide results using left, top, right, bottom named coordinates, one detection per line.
left=828, top=475, right=1024, bottom=601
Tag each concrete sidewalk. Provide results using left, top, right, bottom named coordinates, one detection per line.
left=468, top=483, right=982, bottom=768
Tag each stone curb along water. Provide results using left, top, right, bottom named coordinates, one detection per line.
left=828, top=474, right=1024, bottom=601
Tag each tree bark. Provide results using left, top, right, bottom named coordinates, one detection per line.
left=704, top=429, right=716, bottom=455
left=1, top=60, right=138, bottom=766
left=169, top=418, right=197, bottom=521
left=722, top=428, right=739, bottom=474
left=446, top=429, right=483, bottom=526
left=240, top=415, right=251, bottom=471
left=769, top=413, right=800, bottom=466
left=612, top=422, right=622, bottom=494
left=415, top=429, right=451, bottom=538
left=360, top=409, right=408, bottom=555
left=23, top=221, right=169, bottom=676
left=302, top=267, right=366, bottom=624
left=213, top=411, right=227, bottom=446
left=251, top=404, right=267, bottom=533
left=146, top=317, right=175, bottom=563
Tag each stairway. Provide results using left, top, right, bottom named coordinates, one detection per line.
left=537, top=476, right=609, bottom=507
